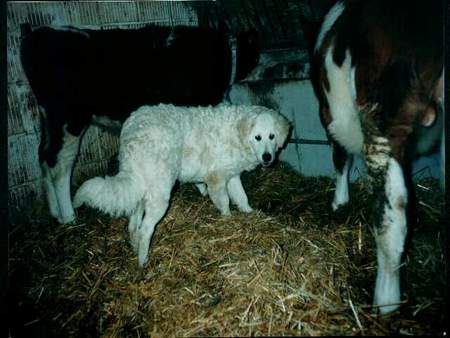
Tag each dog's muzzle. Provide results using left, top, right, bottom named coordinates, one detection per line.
left=262, top=152, right=272, bottom=166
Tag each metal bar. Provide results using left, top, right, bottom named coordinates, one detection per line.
left=288, top=138, right=331, bottom=145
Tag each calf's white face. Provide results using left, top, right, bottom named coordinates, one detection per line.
left=249, top=113, right=282, bottom=167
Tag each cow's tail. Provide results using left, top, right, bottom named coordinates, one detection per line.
left=73, top=172, right=145, bottom=217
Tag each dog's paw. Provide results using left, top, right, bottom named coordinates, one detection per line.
left=331, top=200, right=347, bottom=212
left=58, top=213, right=77, bottom=225
left=220, top=209, right=232, bottom=217
left=239, top=205, right=254, bottom=213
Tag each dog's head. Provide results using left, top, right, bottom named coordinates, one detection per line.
left=239, top=106, right=291, bottom=167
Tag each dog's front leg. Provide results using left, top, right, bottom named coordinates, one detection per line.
left=206, top=174, right=231, bottom=216
left=227, top=175, right=254, bottom=213
left=195, top=183, right=208, bottom=196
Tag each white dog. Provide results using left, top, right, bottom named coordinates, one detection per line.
left=74, top=103, right=291, bottom=266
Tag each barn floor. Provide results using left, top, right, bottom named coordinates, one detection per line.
left=8, top=162, right=447, bottom=336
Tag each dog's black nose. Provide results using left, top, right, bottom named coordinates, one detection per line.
left=262, top=153, right=272, bottom=163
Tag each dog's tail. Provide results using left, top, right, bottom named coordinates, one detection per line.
left=73, top=172, right=145, bottom=217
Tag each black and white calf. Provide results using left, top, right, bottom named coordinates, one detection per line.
left=312, top=0, right=443, bottom=314
left=20, top=24, right=260, bottom=224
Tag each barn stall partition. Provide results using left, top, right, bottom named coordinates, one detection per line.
left=7, top=1, right=446, bottom=336
left=8, top=0, right=443, bottom=221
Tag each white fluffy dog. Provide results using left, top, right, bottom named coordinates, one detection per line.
left=74, top=103, right=291, bottom=266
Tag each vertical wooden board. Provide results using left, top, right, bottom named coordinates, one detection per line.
left=6, top=3, right=16, bottom=33
left=7, top=32, right=27, bottom=85
left=63, top=1, right=83, bottom=25
left=96, top=130, right=120, bottom=161
left=7, top=86, right=24, bottom=137
left=69, top=1, right=98, bottom=26
left=136, top=1, right=198, bottom=26
left=8, top=133, right=41, bottom=188
left=169, top=1, right=198, bottom=26
left=32, top=1, right=68, bottom=26
left=77, top=127, right=104, bottom=165
left=137, top=1, right=170, bottom=25
left=7, top=83, right=41, bottom=136
left=72, top=160, right=113, bottom=188
left=78, top=126, right=119, bottom=167
left=8, top=181, right=44, bottom=219
left=95, top=1, right=139, bottom=25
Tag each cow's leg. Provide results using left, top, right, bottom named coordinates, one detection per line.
left=332, top=142, right=353, bottom=211
left=365, top=136, right=407, bottom=314
left=38, top=107, right=61, bottom=220
left=41, top=163, right=60, bottom=220
left=40, top=118, right=84, bottom=224
left=52, top=125, right=83, bottom=224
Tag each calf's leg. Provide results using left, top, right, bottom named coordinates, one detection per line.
left=40, top=120, right=83, bottom=224
left=332, top=142, right=353, bottom=211
left=365, top=135, right=407, bottom=314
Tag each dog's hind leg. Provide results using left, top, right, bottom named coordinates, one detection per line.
left=136, top=177, right=174, bottom=267
left=128, top=199, right=145, bottom=253
left=227, top=175, right=253, bottom=213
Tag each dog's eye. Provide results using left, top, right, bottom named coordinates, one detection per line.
left=255, top=135, right=261, bottom=141
left=269, top=134, right=275, bottom=140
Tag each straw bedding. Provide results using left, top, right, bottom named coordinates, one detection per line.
left=9, top=161, right=446, bottom=336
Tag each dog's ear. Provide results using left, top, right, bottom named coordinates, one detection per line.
left=274, top=113, right=292, bottom=149
left=238, top=115, right=256, bottom=146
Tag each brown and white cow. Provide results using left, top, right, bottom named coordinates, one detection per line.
left=312, top=0, right=443, bottom=314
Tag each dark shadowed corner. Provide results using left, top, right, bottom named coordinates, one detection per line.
left=2, top=0, right=9, bottom=336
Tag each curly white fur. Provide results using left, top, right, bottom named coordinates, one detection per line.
left=74, top=103, right=290, bottom=266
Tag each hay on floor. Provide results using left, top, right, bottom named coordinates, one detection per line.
left=8, top=162, right=447, bottom=336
